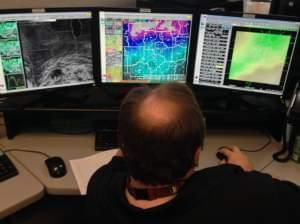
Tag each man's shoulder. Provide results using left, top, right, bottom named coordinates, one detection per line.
left=92, top=156, right=127, bottom=177
left=192, top=164, right=300, bottom=197
left=195, top=164, right=273, bottom=182
left=87, top=156, right=127, bottom=195
left=192, top=164, right=245, bottom=182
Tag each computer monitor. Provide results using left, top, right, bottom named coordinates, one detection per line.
left=193, top=13, right=300, bottom=95
left=99, top=10, right=193, bottom=83
left=0, top=10, right=94, bottom=94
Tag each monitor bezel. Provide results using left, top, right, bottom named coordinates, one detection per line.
left=190, top=10, right=300, bottom=97
left=0, top=7, right=96, bottom=96
left=96, top=7, right=197, bottom=88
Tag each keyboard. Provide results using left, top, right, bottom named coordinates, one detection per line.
left=95, top=129, right=119, bottom=151
left=0, top=150, right=19, bottom=182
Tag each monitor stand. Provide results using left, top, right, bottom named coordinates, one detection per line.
left=18, top=86, right=121, bottom=109
left=0, top=93, right=41, bottom=110
left=195, top=88, right=283, bottom=112
left=194, top=88, right=285, bottom=141
left=101, top=85, right=138, bottom=102
left=25, top=86, right=92, bottom=109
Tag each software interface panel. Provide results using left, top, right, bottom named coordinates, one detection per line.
left=193, top=14, right=300, bottom=95
left=99, top=11, right=192, bottom=83
left=0, top=12, right=94, bottom=94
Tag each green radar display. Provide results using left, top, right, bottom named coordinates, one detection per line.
left=0, top=40, right=21, bottom=57
left=2, top=58, right=23, bottom=74
left=0, top=22, right=18, bottom=40
left=228, top=31, right=291, bottom=85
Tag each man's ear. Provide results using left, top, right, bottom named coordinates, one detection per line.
left=194, top=147, right=201, bottom=167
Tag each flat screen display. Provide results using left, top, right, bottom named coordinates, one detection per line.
left=99, top=11, right=193, bottom=83
left=0, top=11, right=94, bottom=94
left=193, top=14, right=300, bottom=95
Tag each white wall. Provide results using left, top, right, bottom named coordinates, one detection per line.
left=0, top=0, right=136, bottom=9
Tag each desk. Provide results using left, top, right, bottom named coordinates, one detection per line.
left=200, top=128, right=300, bottom=185
left=4, top=133, right=96, bottom=195
left=1, top=126, right=300, bottom=218
left=0, top=154, right=44, bottom=219
left=2, top=127, right=300, bottom=192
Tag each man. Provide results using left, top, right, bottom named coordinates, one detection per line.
left=87, top=83, right=300, bottom=223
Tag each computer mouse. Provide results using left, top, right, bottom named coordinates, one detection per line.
left=216, top=151, right=228, bottom=161
left=45, top=157, right=67, bottom=178
left=216, top=146, right=233, bottom=161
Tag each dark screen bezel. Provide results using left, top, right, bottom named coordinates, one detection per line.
left=224, top=27, right=297, bottom=93
left=96, top=7, right=197, bottom=88
left=191, top=10, right=300, bottom=97
left=0, top=7, right=96, bottom=97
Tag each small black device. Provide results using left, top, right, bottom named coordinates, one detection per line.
left=216, top=151, right=228, bottom=161
left=273, top=82, right=300, bottom=162
left=216, top=146, right=234, bottom=161
left=45, top=156, right=67, bottom=178
left=95, top=129, right=118, bottom=151
left=0, top=150, right=18, bottom=182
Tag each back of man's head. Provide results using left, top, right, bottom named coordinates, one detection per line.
left=118, top=83, right=205, bottom=185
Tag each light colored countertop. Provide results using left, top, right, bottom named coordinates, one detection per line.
left=1, top=123, right=300, bottom=218
left=1, top=127, right=300, bottom=196
left=1, top=132, right=96, bottom=195
left=0, top=154, right=44, bottom=219
left=200, top=128, right=300, bottom=185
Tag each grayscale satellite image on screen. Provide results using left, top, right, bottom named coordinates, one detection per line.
left=18, top=19, right=93, bottom=88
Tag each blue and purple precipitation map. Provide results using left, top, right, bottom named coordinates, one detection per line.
left=104, top=17, right=191, bottom=82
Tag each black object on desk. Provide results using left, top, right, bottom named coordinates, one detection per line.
left=45, top=157, right=67, bottom=178
left=216, top=146, right=233, bottom=161
left=0, top=150, right=18, bottom=182
left=216, top=151, right=228, bottom=161
left=95, top=129, right=119, bottom=151
left=273, top=82, right=300, bottom=162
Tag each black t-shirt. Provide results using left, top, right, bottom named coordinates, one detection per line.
left=86, top=157, right=300, bottom=224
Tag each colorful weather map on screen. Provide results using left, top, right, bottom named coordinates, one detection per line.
left=103, top=17, right=191, bottom=83
left=228, top=31, right=291, bottom=85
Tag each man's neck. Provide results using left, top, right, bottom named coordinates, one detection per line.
left=128, top=177, right=169, bottom=189
left=125, top=187, right=176, bottom=209
left=125, top=168, right=196, bottom=209
left=129, top=168, right=195, bottom=189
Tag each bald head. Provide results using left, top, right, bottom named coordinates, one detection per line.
left=138, top=94, right=178, bottom=128
left=118, top=83, right=205, bottom=185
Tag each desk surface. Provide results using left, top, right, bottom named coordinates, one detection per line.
left=1, top=125, right=300, bottom=218
left=4, top=133, right=96, bottom=195
left=0, top=153, right=44, bottom=219
left=2, top=127, right=300, bottom=194
left=198, top=129, right=300, bottom=185
left=0, top=115, right=44, bottom=219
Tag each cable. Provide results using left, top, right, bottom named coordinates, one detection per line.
left=240, top=132, right=272, bottom=153
left=259, top=160, right=274, bottom=172
left=3, top=148, right=51, bottom=158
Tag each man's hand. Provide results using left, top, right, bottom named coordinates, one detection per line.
left=219, top=145, right=253, bottom=172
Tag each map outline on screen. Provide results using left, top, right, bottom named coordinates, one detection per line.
left=99, top=11, right=193, bottom=84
